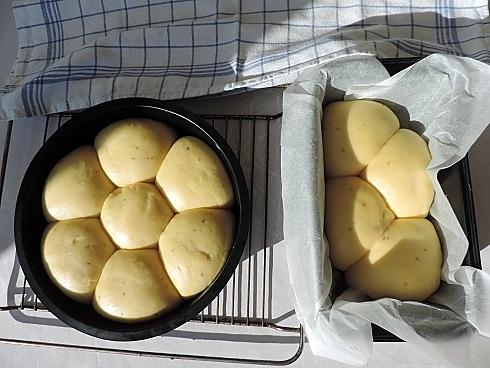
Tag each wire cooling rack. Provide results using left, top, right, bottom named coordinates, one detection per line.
left=0, top=112, right=304, bottom=366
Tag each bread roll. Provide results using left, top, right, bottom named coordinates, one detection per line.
left=159, top=209, right=235, bottom=298
left=41, top=218, right=116, bottom=304
left=325, top=177, right=395, bottom=271
left=361, top=129, right=434, bottom=218
left=323, top=100, right=400, bottom=178
left=42, top=146, right=115, bottom=222
left=95, top=118, right=177, bottom=187
left=100, top=183, right=173, bottom=249
left=345, top=218, right=442, bottom=301
left=93, top=249, right=182, bottom=322
left=156, top=136, right=234, bottom=212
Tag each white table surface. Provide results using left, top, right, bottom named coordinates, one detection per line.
left=1, top=2, right=489, bottom=367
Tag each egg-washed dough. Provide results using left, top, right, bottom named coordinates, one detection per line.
left=41, top=218, right=116, bottom=304
left=156, top=136, right=234, bottom=212
left=345, top=218, right=442, bottom=301
left=325, top=177, right=395, bottom=271
left=159, top=209, right=235, bottom=298
left=323, top=100, right=400, bottom=178
left=100, top=183, right=174, bottom=249
left=93, top=249, right=183, bottom=322
left=94, top=118, right=178, bottom=187
left=42, top=146, right=115, bottom=222
left=361, top=129, right=434, bottom=218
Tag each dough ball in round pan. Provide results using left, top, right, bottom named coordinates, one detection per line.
left=159, top=209, right=235, bottom=298
left=325, top=176, right=395, bottom=271
left=93, top=249, right=183, bottom=322
left=100, top=183, right=174, bottom=249
left=42, top=146, right=115, bottom=222
left=361, top=129, right=434, bottom=218
left=95, top=118, right=178, bottom=187
left=345, top=218, right=442, bottom=301
left=323, top=100, right=400, bottom=178
left=41, top=218, right=116, bottom=304
left=156, top=136, right=234, bottom=212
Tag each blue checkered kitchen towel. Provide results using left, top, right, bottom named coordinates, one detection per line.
left=1, top=0, right=489, bottom=119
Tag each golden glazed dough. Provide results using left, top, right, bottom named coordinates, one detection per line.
left=325, top=177, right=395, bottom=271
left=361, top=129, right=434, bottom=218
left=41, top=218, right=116, bottom=304
left=323, top=100, right=441, bottom=302
left=323, top=100, right=400, bottom=178
left=100, top=183, right=174, bottom=249
left=95, top=118, right=178, bottom=187
left=42, top=146, right=115, bottom=222
left=159, top=209, right=235, bottom=298
left=41, top=120, right=239, bottom=321
left=93, top=249, right=183, bottom=322
left=345, top=219, right=442, bottom=301
left=156, top=136, right=234, bottom=212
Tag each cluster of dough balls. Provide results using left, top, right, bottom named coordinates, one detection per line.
left=323, top=100, right=442, bottom=301
left=41, top=118, right=235, bottom=322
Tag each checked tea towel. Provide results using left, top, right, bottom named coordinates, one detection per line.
left=1, top=0, right=489, bottom=119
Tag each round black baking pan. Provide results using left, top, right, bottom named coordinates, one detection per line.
left=14, top=98, right=250, bottom=341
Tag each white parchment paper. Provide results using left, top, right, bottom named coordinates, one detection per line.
left=281, top=54, right=490, bottom=367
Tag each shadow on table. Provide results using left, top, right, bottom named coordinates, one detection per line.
left=6, top=256, right=65, bottom=327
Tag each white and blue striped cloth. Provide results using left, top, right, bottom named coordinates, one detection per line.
left=1, top=0, right=489, bottom=119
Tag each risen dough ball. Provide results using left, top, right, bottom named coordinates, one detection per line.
left=95, top=118, right=178, bottom=187
left=323, top=100, right=400, bottom=178
left=93, top=249, right=183, bottom=322
left=345, top=219, right=442, bottom=301
left=100, top=183, right=173, bottom=249
left=159, top=209, right=235, bottom=298
left=41, top=218, right=116, bottom=304
left=156, top=136, right=234, bottom=212
left=42, top=146, right=115, bottom=222
left=326, top=177, right=395, bottom=271
left=361, top=129, right=434, bottom=218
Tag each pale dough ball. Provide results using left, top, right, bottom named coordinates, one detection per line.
left=345, top=218, right=442, bottom=301
left=94, top=118, right=178, bottom=187
left=93, top=249, right=183, bottom=322
left=100, top=183, right=174, bottom=249
left=323, top=100, right=400, bottom=178
left=159, top=209, right=235, bottom=298
left=361, top=129, right=434, bottom=218
left=326, top=177, right=395, bottom=271
left=156, top=136, right=234, bottom=212
left=41, top=218, right=116, bottom=304
left=42, top=146, right=115, bottom=222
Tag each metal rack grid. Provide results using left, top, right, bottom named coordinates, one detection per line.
left=0, top=112, right=304, bottom=366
